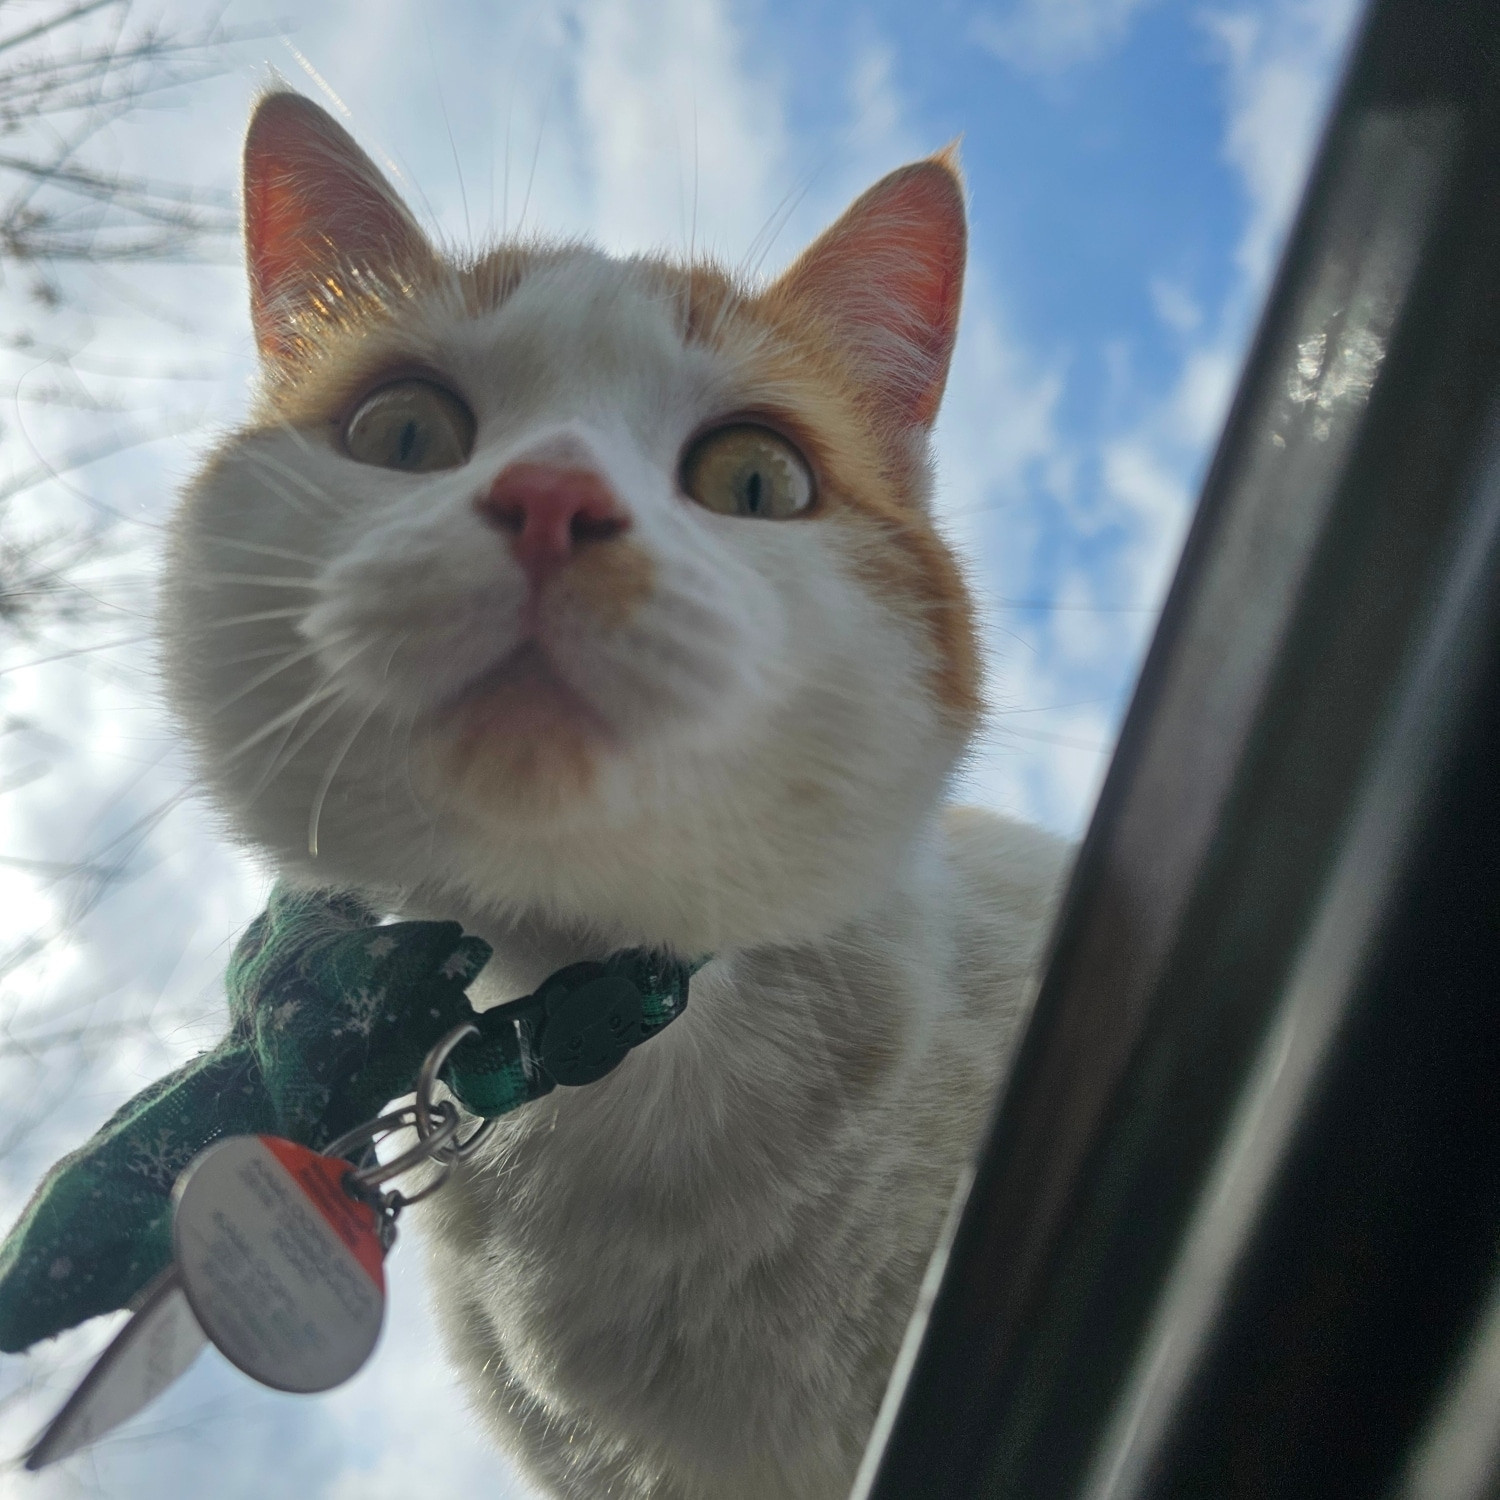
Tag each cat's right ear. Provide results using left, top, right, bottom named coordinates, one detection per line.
left=243, top=92, right=432, bottom=363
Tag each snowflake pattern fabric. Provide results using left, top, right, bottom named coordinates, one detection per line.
left=0, top=883, right=697, bottom=1354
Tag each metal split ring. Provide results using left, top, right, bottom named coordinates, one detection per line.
left=318, top=1019, right=498, bottom=1225
left=323, top=1101, right=461, bottom=1189
left=414, top=1019, right=498, bottom=1160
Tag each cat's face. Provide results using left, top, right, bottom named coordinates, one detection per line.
left=162, top=93, right=979, bottom=952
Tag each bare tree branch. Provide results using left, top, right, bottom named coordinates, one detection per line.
left=0, top=3, right=247, bottom=1114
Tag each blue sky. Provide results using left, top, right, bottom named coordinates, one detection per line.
left=0, top=0, right=1358, bottom=1494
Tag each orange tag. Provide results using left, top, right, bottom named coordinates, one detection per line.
left=260, top=1135, right=386, bottom=1287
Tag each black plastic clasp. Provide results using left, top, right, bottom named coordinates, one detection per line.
left=534, top=963, right=647, bottom=1087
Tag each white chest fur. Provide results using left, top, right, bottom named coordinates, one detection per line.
left=421, top=811, right=1067, bottom=1500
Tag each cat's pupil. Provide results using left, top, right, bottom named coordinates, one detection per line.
left=745, top=469, right=763, bottom=515
left=398, top=421, right=419, bottom=465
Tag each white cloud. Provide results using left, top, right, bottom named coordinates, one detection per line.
left=959, top=0, right=1364, bottom=840
left=1074, top=0, right=1364, bottom=614
left=1167, top=343, right=1239, bottom=454
left=972, top=0, right=1157, bottom=72
left=1150, top=277, right=1204, bottom=336
left=958, top=634, right=1118, bottom=834
left=935, top=275, right=1068, bottom=568
left=572, top=0, right=790, bottom=259
left=1200, top=0, right=1362, bottom=292
left=846, top=40, right=904, bottom=153
left=1101, top=436, right=1193, bottom=611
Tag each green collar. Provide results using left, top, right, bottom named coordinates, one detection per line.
left=0, top=882, right=700, bottom=1354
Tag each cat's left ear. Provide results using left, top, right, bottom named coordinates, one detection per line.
left=243, top=91, right=434, bottom=362
left=770, top=150, right=965, bottom=429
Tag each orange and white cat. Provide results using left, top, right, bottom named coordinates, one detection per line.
left=161, top=91, right=1067, bottom=1500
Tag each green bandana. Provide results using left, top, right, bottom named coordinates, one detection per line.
left=0, top=883, right=696, bottom=1355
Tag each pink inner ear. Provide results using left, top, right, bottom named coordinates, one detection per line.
left=243, top=93, right=427, bottom=360
left=778, top=157, right=966, bottom=428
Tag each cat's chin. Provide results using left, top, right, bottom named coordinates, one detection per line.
left=414, top=642, right=617, bottom=814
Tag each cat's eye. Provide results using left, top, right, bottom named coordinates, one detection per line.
left=680, top=424, right=814, bottom=519
left=343, top=379, right=476, bottom=473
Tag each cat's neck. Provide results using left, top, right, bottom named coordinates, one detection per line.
left=394, top=900, right=618, bottom=1004
left=395, top=823, right=945, bottom=1010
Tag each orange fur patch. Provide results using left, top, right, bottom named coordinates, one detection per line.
left=419, top=651, right=602, bottom=819
left=566, top=539, right=656, bottom=629
left=714, top=275, right=982, bottom=728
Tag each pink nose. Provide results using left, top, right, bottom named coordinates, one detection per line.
left=476, top=463, right=628, bottom=581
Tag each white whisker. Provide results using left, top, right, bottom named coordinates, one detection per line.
left=221, top=642, right=304, bottom=667
left=206, top=606, right=309, bottom=630
left=211, top=637, right=342, bottom=715
left=245, top=691, right=349, bottom=808
left=196, top=573, right=319, bottom=590
left=238, top=460, right=321, bottom=522
left=241, top=447, right=354, bottom=521
left=223, top=681, right=344, bottom=762
left=195, top=535, right=327, bottom=568
left=395, top=709, right=431, bottom=830
left=246, top=444, right=333, bottom=496
left=308, top=698, right=382, bottom=857
left=238, top=632, right=379, bottom=803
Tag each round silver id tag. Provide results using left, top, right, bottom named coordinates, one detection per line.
left=171, top=1135, right=387, bottom=1393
